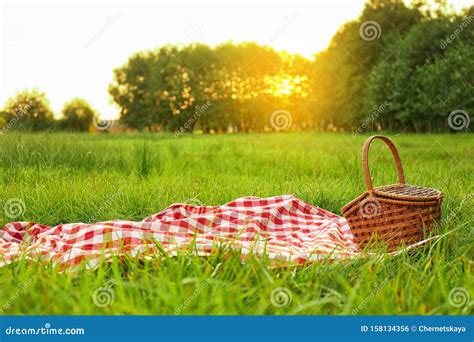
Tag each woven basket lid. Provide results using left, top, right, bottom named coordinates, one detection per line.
left=374, top=183, right=442, bottom=201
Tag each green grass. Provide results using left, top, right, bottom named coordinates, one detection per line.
left=0, top=132, right=472, bottom=315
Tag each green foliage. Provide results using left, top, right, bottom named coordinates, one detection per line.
left=109, top=42, right=310, bottom=132
left=60, top=98, right=97, bottom=132
left=108, top=0, right=474, bottom=133
left=311, top=0, right=423, bottom=129
left=1, top=89, right=54, bottom=132
left=362, top=9, right=474, bottom=131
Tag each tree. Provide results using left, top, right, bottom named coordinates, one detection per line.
left=106, top=1, right=471, bottom=134
left=109, top=42, right=297, bottom=133
left=60, top=98, right=97, bottom=131
left=362, top=6, right=473, bottom=131
left=1, top=89, right=54, bottom=131
left=310, top=0, right=422, bottom=130
left=109, top=46, right=198, bottom=131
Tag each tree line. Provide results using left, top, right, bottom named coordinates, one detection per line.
left=1, top=0, right=472, bottom=134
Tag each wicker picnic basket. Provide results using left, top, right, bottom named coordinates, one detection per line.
left=341, top=135, right=443, bottom=250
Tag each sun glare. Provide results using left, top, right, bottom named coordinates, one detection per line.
left=266, top=74, right=308, bottom=98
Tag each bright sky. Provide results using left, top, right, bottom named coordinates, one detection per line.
left=0, top=0, right=471, bottom=119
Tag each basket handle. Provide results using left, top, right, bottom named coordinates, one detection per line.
left=362, top=135, right=405, bottom=191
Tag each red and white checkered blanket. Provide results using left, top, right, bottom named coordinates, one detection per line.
left=0, top=195, right=432, bottom=268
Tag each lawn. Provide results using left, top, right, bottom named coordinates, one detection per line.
left=0, top=132, right=472, bottom=315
